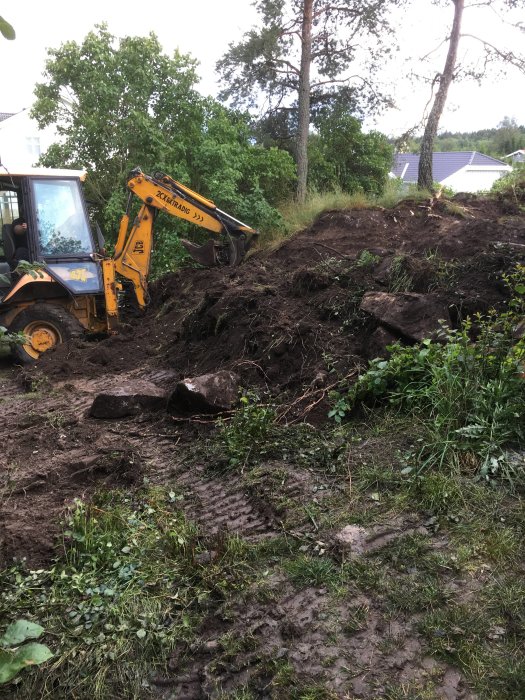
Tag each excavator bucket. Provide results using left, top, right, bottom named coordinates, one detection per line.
left=180, top=238, right=218, bottom=267
left=181, top=232, right=258, bottom=267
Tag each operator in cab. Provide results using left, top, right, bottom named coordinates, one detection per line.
left=12, top=216, right=30, bottom=264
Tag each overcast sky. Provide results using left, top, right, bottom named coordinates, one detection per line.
left=2, top=1, right=524, bottom=137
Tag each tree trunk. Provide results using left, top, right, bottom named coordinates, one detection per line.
left=418, top=0, right=464, bottom=191
left=296, top=0, right=313, bottom=203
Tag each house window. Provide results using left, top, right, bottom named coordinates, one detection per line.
left=26, top=136, right=41, bottom=161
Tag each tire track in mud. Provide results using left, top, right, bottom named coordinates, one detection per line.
left=1, top=363, right=278, bottom=564
left=174, top=465, right=276, bottom=541
left=124, top=430, right=278, bottom=542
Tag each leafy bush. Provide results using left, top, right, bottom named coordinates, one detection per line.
left=331, top=267, right=525, bottom=482
left=308, top=114, right=393, bottom=196
left=491, top=164, right=525, bottom=208
left=219, top=392, right=276, bottom=468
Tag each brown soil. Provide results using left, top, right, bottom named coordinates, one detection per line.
left=4, top=196, right=525, bottom=565
left=1, top=194, right=524, bottom=698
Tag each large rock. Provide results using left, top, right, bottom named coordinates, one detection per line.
left=167, top=370, right=240, bottom=415
left=89, top=380, right=167, bottom=419
left=364, top=326, right=399, bottom=360
left=360, top=292, right=450, bottom=342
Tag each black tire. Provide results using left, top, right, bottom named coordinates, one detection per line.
left=9, top=303, right=83, bottom=364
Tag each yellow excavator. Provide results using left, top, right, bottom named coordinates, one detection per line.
left=0, top=166, right=257, bottom=363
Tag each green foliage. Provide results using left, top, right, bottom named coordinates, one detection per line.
left=355, top=250, right=380, bottom=268
left=420, top=582, right=525, bottom=698
left=219, top=392, right=276, bottom=467
left=405, top=117, right=525, bottom=160
left=283, top=555, right=343, bottom=589
left=0, top=620, right=52, bottom=684
left=0, top=16, right=15, bottom=40
left=308, top=115, right=393, bottom=196
left=327, top=395, right=352, bottom=424
left=387, top=255, right=414, bottom=292
left=31, top=26, right=293, bottom=272
left=331, top=266, right=525, bottom=482
left=278, top=189, right=372, bottom=239
left=0, top=488, right=272, bottom=698
left=217, top=0, right=402, bottom=119
left=491, top=163, right=525, bottom=211
left=32, top=25, right=203, bottom=233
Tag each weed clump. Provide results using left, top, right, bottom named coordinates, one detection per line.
left=330, top=266, right=525, bottom=484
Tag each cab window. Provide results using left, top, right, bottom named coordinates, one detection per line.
left=32, top=179, right=94, bottom=256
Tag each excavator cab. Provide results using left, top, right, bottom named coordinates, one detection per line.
left=0, top=169, right=100, bottom=269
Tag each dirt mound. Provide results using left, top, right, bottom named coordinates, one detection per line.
left=35, top=197, right=525, bottom=400
left=157, top=198, right=523, bottom=380
left=7, top=195, right=523, bottom=566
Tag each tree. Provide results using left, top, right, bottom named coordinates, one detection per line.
left=31, top=25, right=204, bottom=230
left=217, top=0, right=405, bottom=203
left=418, top=0, right=464, bottom=191
left=309, top=112, right=393, bottom=194
left=418, top=0, right=525, bottom=190
left=31, top=26, right=296, bottom=272
left=494, top=116, right=525, bottom=156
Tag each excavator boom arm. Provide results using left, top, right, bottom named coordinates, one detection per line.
left=108, top=168, right=258, bottom=315
left=126, top=169, right=256, bottom=239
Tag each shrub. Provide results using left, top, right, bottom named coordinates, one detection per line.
left=331, top=266, right=525, bottom=483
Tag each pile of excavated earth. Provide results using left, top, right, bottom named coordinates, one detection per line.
left=1, top=191, right=525, bottom=698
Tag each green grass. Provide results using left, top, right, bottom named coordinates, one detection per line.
left=278, top=190, right=372, bottom=236
left=283, top=555, right=344, bottom=589
left=420, top=590, right=525, bottom=699
left=0, top=488, right=284, bottom=699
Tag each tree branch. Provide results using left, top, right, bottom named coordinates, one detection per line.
left=460, top=33, right=525, bottom=71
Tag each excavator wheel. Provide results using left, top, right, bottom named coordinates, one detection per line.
left=9, top=303, right=83, bottom=364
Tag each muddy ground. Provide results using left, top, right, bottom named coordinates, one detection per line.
left=1, top=194, right=525, bottom=698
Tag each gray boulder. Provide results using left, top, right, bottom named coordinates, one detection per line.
left=360, top=291, right=450, bottom=342
left=89, top=380, right=167, bottom=419
left=168, top=370, right=240, bottom=415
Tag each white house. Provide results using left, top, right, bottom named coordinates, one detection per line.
left=0, top=109, right=57, bottom=171
left=391, top=151, right=512, bottom=193
left=504, top=149, right=525, bottom=164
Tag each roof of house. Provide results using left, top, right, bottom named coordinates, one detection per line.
left=0, top=112, right=15, bottom=123
left=392, top=151, right=509, bottom=183
left=504, top=149, right=525, bottom=157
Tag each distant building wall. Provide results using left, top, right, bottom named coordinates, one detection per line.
left=0, top=109, right=57, bottom=170
left=441, top=166, right=511, bottom=193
